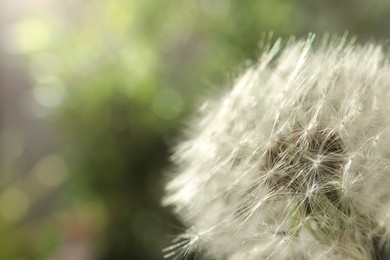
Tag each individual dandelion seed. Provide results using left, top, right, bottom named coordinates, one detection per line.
left=163, top=34, right=390, bottom=260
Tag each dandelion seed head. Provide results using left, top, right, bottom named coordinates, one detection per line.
left=164, top=35, right=390, bottom=259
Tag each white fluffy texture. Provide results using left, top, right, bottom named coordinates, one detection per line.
left=163, top=36, right=390, bottom=260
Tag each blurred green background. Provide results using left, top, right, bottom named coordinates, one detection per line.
left=1, top=0, right=390, bottom=259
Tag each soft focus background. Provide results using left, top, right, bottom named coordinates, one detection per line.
left=1, top=1, right=390, bottom=259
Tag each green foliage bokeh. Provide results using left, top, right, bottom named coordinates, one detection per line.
left=54, top=1, right=301, bottom=258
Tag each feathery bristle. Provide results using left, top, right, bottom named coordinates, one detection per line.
left=163, top=35, right=390, bottom=259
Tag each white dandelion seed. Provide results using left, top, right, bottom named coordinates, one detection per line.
left=163, top=34, right=390, bottom=260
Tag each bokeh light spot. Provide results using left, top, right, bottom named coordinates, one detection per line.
left=3, top=19, right=52, bottom=53
left=34, top=155, right=68, bottom=187
left=0, top=188, right=30, bottom=222
left=32, top=76, right=67, bottom=107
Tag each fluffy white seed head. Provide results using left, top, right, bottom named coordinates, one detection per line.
left=163, top=35, right=390, bottom=260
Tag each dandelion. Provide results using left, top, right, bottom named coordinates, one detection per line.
left=163, top=34, right=390, bottom=259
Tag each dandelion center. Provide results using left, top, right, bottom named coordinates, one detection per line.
left=262, top=127, right=345, bottom=194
